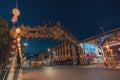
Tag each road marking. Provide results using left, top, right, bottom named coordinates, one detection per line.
left=3, top=70, right=8, bottom=80
left=18, top=68, right=23, bottom=80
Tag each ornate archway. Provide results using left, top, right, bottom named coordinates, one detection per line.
left=8, top=22, right=82, bottom=68
left=10, top=22, right=79, bottom=44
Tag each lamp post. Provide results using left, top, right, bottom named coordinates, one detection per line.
left=48, top=48, right=51, bottom=65
left=48, top=48, right=50, bottom=59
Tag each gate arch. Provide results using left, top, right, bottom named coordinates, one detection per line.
left=10, top=22, right=79, bottom=44
left=9, top=22, right=81, bottom=67
left=8, top=22, right=82, bottom=68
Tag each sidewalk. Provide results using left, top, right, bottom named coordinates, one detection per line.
left=54, top=64, right=120, bottom=70
left=76, top=64, right=120, bottom=70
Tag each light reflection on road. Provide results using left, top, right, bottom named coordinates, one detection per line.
left=22, top=66, right=120, bottom=80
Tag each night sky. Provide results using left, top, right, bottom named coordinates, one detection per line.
left=0, top=0, right=120, bottom=54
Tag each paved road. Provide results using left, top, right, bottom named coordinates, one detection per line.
left=21, top=66, right=120, bottom=80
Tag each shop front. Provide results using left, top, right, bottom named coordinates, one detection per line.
left=82, top=43, right=104, bottom=65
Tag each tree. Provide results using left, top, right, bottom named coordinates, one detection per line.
left=0, top=16, right=10, bottom=69
left=0, top=16, right=9, bottom=47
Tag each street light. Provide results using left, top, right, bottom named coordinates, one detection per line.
left=47, top=48, right=51, bottom=65
left=48, top=48, right=50, bottom=58
left=48, top=48, right=50, bottom=52
left=24, top=43, right=27, bottom=46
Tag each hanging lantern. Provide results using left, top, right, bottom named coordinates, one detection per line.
left=12, top=8, right=20, bottom=16
left=11, top=8, right=20, bottom=24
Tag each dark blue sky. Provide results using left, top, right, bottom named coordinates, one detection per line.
left=0, top=0, right=120, bottom=54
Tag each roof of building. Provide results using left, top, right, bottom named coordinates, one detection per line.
left=79, top=28, right=120, bottom=43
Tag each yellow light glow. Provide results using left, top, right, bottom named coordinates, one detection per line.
left=18, top=47, right=21, bottom=50
left=16, top=28, right=21, bottom=33
left=13, top=40, right=17, bottom=43
left=11, top=45, right=16, bottom=49
left=18, top=43, right=21, bottom=47
left=106, top=44, right=110, bottom=50
left=17, top=37, right=21, bottom=41
left=12, top=8, right=20, bottom=16
left=118, top=48, right=120, bottom=51
left=80, top=55, right=83, bottom=58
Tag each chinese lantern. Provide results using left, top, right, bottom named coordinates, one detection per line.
left=11, top=8, right=20, bottom=24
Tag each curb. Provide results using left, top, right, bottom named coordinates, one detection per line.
left=7, top=68, right=15, bottom=80
left=76, top=66, right=120, bottom=70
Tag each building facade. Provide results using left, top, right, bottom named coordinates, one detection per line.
left=35, top=28, right=120, bottom=66
left=49, top=42, right=81, bottom=65
left=80, top=28, right=120, bottom=66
